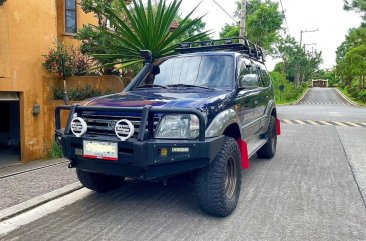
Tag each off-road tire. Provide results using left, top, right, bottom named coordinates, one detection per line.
left=195, top=137, right=242, bottom=217
left=257, top=115, right=277, bottom=159
left=76, top=169, right=125, bottom=193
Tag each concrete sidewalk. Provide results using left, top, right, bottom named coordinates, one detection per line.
left=0, top=158, right=78, bottom=210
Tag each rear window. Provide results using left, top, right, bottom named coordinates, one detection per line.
left=142, top=55, right=234, bottom=89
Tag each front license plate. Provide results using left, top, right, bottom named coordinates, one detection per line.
left=83, top=140, right=118, bottom=161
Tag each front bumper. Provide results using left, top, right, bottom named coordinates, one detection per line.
left=61, top=135, right=223, bottom=180
left=56, top=105, right=224, bottom=180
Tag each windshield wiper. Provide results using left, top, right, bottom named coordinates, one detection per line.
left=135, top=84, right=168, bottom=89
left=167, top=84, right=213, bottom=90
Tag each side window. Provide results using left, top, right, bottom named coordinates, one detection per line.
left=261, top=69, right=271, bottom=87
left=65, top=0, right=77, bottom=33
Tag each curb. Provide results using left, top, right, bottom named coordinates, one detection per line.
left=291, top=88, right=310, bottom=105
left=0, top=182, right=83, bottom=222
left=335, top=88, right=360, bottom=107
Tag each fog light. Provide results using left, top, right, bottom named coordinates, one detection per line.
left=159, top=148, right=168, bottom=157
left=75, top=148, right=82, bottom=156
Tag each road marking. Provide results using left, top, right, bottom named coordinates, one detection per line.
left=298, top=102, right=350, bottom=106
left=307, top=120, right=319, bottom=125
left=345, top=122, right=362, bottom=128
left=0, top=188, right=91, bottom=237
left=333, top=121, right=348, bottom=127
left=294, top=120, right=306, bottom=125
left=319, top=121, right=332, bottom=126
left=280, top=119, right=366, bottom=128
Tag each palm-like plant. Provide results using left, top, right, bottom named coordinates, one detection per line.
left=91, top=0, right=209, bottom=69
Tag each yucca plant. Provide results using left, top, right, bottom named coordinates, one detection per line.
left=90, top=0, right=209, bottom=69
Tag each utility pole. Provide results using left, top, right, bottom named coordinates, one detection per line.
left=300, top=29, right=319, bottom=48
left=296, top=29, right=319, bottom=86
left=239, top=0, right=247, bottom=43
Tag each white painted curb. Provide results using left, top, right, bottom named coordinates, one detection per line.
left=0, top=182, right=83, bottom=222
left=335, top=88, right=361, bottom=107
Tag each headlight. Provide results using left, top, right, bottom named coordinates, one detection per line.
left=155, top=114, right=203, bottom=139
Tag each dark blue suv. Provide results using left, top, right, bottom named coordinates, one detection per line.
left=56, top=38, right=280, bottom=217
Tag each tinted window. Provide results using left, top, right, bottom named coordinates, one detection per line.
left=140, top=56, right=234, bottom=89
left=65, top=0, right=77, bottom=33
left=260, top=68, right=271, bottom=87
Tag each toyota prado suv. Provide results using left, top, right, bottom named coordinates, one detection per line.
left=56, top=38, right=281, bottom=217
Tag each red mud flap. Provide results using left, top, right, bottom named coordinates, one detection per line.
left=237, top=139, right=249, bottom=169
left=276, top=118, right=281, bottom=136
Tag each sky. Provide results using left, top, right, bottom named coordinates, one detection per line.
left=177, top=0, right=363, bottom=70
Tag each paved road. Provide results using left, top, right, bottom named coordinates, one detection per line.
left=300, top=87, right=348, bottom=104
left=280, top=88, right=366, bottom=123
left=0, top=159, right=77, bottom=210
left=2, top=88, right=366, bottom=241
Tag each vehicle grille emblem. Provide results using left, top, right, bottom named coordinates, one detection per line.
left=108, top=121, right=117, bottom=130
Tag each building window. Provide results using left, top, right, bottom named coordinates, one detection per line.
left=65, top=0, right=77, bottom=33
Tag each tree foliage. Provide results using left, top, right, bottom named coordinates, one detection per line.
left=275, top=36, right=323, bottom=84
left=344, top=0, right=366, bottom=20
left=219, top=0, right=284, bottom=54
left=77, top=0, right=209, bottom=71
left=336, top=1, right=366, bottom=103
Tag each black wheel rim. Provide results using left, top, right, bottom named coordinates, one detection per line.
left=224, top=156, right=237, bottom=199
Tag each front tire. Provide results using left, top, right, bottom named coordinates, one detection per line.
left=76, top=169, right=125, bottom=193
left=257, top=115, right=277, bottom=159
left=195, top=137, right=242, bottom=217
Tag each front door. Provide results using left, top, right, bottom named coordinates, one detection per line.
left=235, top=58, right=261, bottom=140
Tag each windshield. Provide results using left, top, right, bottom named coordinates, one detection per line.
left=136, top=55, right=234, bottom=89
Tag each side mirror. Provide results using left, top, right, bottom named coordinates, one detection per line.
left=239, top=74, right=259, bottom=89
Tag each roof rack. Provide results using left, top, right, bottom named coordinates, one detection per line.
left=175, top=37, right=266, bottom=63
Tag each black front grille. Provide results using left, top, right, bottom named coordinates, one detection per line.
left=81, top=114, right=160, bottom=138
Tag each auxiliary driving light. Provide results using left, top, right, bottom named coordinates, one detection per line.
left=70, top=117, right=87, bottom=137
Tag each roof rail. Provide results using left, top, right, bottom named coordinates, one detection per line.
left=175, top=37, right=266, bottom=63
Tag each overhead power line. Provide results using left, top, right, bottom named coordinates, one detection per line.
left=211, top=0, right=237, bottom=23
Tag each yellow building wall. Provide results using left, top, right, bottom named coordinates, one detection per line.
left=0, top=0, right=97, bottom=162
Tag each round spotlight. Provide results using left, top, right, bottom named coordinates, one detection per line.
left=115, top=119, right=134, bottom=141
left=70, top=117, right=87, bottom=137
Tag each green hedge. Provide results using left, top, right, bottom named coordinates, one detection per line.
left=54, top=86, right=112, bottom=101
left=270, top=71, right=308, bottom=104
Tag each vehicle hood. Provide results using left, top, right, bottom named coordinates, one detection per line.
left=81, top=89, right=233, bottom=113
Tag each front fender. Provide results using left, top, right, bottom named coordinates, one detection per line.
left=205, top=108, right=242, bottom=138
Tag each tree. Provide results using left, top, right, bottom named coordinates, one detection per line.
left=336, top=26, right=366, bottom=88
left=344, top=0, right=366, bottom=20
left=276, top=36, right=323, bottom=85
left=343, top=45, right=366, bottom=89
left=77, top=0, right=209, bottom=71
left=219, top=0, right=284, bottom=54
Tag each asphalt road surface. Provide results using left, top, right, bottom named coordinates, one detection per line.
left=2, top=88, right=366, bottom=241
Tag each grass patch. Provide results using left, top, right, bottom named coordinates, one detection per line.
left=50, top=142, right=63, bottom=159
left=337, top=87, right=366, bottom=106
